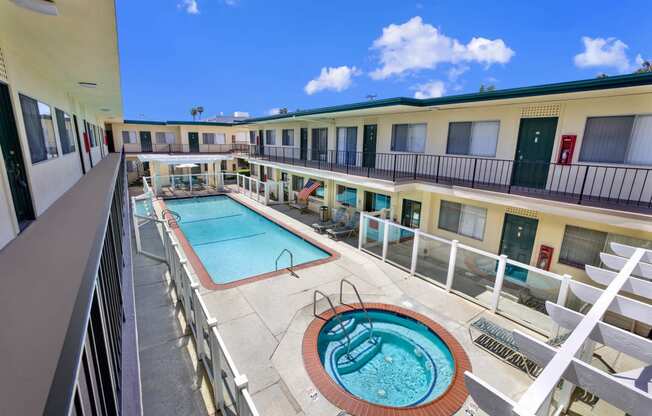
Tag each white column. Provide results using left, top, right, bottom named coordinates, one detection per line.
left=358, top=213, right=366, bottom=250
left=381, top=219, right=390, bottom=261
left=491, top=254, right=508, bottom=312
left=445, top=240, right=458, bottom=291
left=410, top=230, right=420, bottom=276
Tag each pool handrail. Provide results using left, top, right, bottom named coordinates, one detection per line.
left=339, top=279, right=376, bottom=345
left=275, top=248, right=295, bottom=275
left=313, top=290, right=353, bottom=359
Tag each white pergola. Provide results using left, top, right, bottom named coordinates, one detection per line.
left=465, top=242, right=652, bottom=416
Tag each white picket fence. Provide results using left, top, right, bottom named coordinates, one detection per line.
left=131, top=189, right=260, bottom=416
left=358, top=213, right=573, bottom=336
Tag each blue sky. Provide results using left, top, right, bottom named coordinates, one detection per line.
left=116, top=0, right=650, bottom=120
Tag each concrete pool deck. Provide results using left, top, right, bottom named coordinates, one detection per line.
left=187, top=193, right=538, bottom=415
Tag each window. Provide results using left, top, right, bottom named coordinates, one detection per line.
left=221, top=160, right=227, bottom=171
left=391, top=123, right=426, bottom=153
left=155, top=132, right=176, bottom=144
left=438, top=200, right=487, bottom=240
left=55, top=109, right=76, bottom=154
left=310, top=179, right=324, bottom=199
left=126, top=160, right=137, bottom=172
left=216, top=133, right=226, bottom=144
left=201, top=132, right=215, bottom=144
left=265, top=129, right=276, bottom=145
left=251, top=164, right=258, bottom=176
left=559, top=226, right=608, bottom=268
left=579, top=115, right=652, bottom=165
left=364, top=191, right=391, bottom=212
left=336, top=185, right=357, bottom=206
left=235, top=132, right=247, bottom=142
left=249, top=131, right=257, bottom=144
left=282, top=129, right=294, bottom=146
left=336, top=127, right=357, bottom=164
left=292, top=175, right=304, bottom=191
left=281, top=172, right=288, bottom=182
left=446, top=121, right=499, bottom=157
left=88, top=124, right=96, bottom=147
left=19, top=94, right=59, bottom=163
left=122, top=130, right=137, bottom=144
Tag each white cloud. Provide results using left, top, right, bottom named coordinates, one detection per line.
left=369, top=17, right=514, bottom=79
left=304, top=66, right=362, bottom=95
left=224, top=0, right=239, bottom=6
left=413, top=80, right=446, bottom=99
left=178, top=0, right=199, bottom=14
left=267, top=108, right=281, bottom=116
left=447, top=65, right=469, bottom=81
left=574, top=37, right=631, bottom=73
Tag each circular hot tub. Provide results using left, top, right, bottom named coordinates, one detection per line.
left=303, top=303, right=470, bottom=415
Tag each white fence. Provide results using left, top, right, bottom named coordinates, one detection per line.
left=359, top=213, right=573, bottom=336
left=131, top=190, right=260, bottom=416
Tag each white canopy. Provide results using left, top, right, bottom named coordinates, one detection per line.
left=136, top=154, right=234, bottom=164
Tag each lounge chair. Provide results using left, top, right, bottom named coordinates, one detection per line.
left=326, top=212, right=360, bottom=240
left=312, top=207, right=347, bottom=233
left=289, top=194, right=309, bottom=211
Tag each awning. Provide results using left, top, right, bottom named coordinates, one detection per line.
left=136, top=154, right=235, bottom=164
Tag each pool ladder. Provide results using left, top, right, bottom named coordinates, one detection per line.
left=161, top=208, right=181, bottom=226
left=312, top=279, right=377, bottom=359
left=275, top=248, right=297, bottom=277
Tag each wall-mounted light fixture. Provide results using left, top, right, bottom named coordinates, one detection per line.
left=10, top=0, right=58, bottom=16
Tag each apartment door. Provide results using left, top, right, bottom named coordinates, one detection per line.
left=258, top=129, right=264, bottom=155
left=336, top=127, right=357, bottom=165
left=362, top=124, right=377, bottom=168
left=311, top=128, right=328, bottom=161
left=0, top=82, right=35, bottom=230
left=400, top=199, right=422, bottom=229
left=499, top=213, right=539, bottom=282
left=188, top=132, right=199, bottom=152
left=140, top=131, right=153, bottom=152
left=300, top=128, right=308, bottom=160
left=512, top=117, right=558, bottom=189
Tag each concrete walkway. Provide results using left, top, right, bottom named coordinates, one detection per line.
left=133, top=224, right=211, bottom=415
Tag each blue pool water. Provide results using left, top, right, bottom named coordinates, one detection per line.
left=318, top=310, right=455, bottom=407
left=164, top=196, right=330, bottom=284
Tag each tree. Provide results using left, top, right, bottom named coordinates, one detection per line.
left=634, top=60, right=651, bottom=73
left=279, top=108, right=288, bottom=114
left=479, top=84, right=496, bottom=92
left=196, top=106, right=204, bottom=120
left=596, top=73, right=608, bottom=79
left=190, top=107, right=198, bottom=121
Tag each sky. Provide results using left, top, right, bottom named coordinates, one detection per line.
left=116, top=0, right=651, bottom=120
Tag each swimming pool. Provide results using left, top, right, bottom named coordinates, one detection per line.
left=164, top=195, right=331, bottom=285
left=304, top=304, right=471, bottom=415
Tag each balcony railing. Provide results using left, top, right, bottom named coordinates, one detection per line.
left=252, top=147, right=652, bottom=213
left=124, top=142, right=250, bottom=154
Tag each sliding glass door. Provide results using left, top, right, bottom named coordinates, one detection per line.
left=336, top=127, right=357, bottom=165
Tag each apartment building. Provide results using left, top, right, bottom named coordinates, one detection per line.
left=118, top=73, right=652, bottom=300
left=0, top=1, right=136, bottom=415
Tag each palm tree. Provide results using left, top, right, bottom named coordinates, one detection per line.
left=635, top=60, right=651, bottom=73
left=190, top=107, right=198, bottom=121
left=196, top=106, right=204, bottom=120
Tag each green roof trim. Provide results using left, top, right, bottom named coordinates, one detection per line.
left=122, top=119, right=167, bottom=125
left=121, top=73, right=652, bottom=127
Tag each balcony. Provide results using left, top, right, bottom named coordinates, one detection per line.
left=252, top=147, right=652, bottom=214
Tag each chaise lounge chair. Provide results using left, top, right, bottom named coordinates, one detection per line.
left=326, top=212, right=360, bottom=240
left=312, top=207, right=347, bottom=233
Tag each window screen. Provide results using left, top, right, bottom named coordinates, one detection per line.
left=579, top=116, right=634, bottom=163
left=265, top=129, right=276, bottom=145
left=559, top=225, right=608, bottom=268
left=391, top=123, right=426, bottom=153
left=446, top=121, right=499, bottom=156
left=282, top=129, right=294, bottom=146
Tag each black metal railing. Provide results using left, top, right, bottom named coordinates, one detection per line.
left=251, top=146, right=652, bottom=213
left=124, top=142, right=250, bottom=154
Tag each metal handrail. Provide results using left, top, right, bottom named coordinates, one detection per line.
left=313, top=290, right=352, bottom=358
left=340, top=279, right=376, bottom=345
left=275, top=248, right=295, bottom=274
left=161, top=208, right=181, bottom=224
